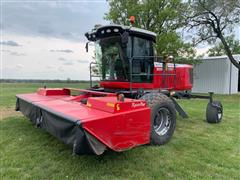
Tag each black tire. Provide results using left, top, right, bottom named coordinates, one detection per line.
left=140, top=93, right=176, bottom=145
left=206, top=101, right=223, bottom=123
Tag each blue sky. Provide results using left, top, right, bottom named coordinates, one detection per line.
left=1, top=1, right=109, bottom=80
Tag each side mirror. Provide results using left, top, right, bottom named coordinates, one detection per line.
left=85, top=42, right=89, bottom=52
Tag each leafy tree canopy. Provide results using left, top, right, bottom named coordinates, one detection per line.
left=105, top=0, right=197, bottom=64
left=208, top=35, right=240, bottom=56
left=184, top=0, right=240, bottom=68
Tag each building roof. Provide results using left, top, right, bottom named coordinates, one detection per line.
left=201, top=54, right=240, bottom=61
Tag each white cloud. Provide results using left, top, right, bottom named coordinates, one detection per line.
left=1, top=1, right=107, bottom=80
left=11, top=52, right=26, bottom=56
left=58, top=57, right=67, bottom=61
left=0, top=40, right=21, bottom=46
left=50, top=49, right=74, bottom=53
left=1, top=49, right=26, bottom=56
left=57, top=66, right=65, bottom=72
left=46, top=65, right=54, bottom=69
left=2, top=34, right=94, bottom=80
left=63, top=62, right=74, bottom=66
left=195, top=47, right=210, bottom=57
left=77, top=59, right=89, bottom=63
left=16, top=64, right=24, bottom=69
left=2, top=2, right=108, bottom=42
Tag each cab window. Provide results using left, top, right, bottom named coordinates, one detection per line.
left=132, top=37, right=154, bottom=83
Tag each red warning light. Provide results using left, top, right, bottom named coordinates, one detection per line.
left=130, top=16, right=135, bottom=25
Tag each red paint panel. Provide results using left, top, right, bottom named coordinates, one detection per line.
left=87, top=97, right=147, bottom=113
left=83, top=108, right=151, bottom=151
left=100, top=81, right=154, bottom=89
left=16, top=93, right=69, bottom=102
left=34, top=99, right=110, bottom=121
left=17, top=93, right=151, bottom=151
left=100, top=64, right=193, bottom=91
left=37, top=88, right=70, bottom=96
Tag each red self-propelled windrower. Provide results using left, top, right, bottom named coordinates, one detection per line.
left=16, top=21, right=223, bottom=155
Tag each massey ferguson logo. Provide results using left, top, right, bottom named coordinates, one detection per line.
left=132, top=102, right=146, bottom=108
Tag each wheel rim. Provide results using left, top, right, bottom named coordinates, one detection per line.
left=153, top=107, right=172, bottom=136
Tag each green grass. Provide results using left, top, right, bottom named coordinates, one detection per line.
left=0, top=83, right=239, bottom=179
left=0, top=83, right=89, bottom=107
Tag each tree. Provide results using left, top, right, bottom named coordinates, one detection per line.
left=208, top=35, right=240, bottom=56
left=184, top=0, right=240, bottom=69
left=105, top=0, right=197, bottom=63
left=66, top=77, right=71, bottom=83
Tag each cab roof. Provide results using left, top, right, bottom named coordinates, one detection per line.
left=85, top=24, right=156, bottom=42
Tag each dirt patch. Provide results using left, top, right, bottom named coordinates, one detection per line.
left=0, top=107, right=22, bottom=120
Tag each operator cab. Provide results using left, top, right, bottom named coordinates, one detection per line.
left=85, top=25, right=156, bottom=86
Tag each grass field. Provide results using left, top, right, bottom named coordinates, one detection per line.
left=0, top=83, right=239, bottom=179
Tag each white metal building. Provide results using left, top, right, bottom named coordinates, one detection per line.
left=192, top=55, right=240, bottom=94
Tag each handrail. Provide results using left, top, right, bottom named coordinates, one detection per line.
left=89, top=56, right=177, bottom=93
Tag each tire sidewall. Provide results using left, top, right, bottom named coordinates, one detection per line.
left=150, top=100, right=176, bottom=145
